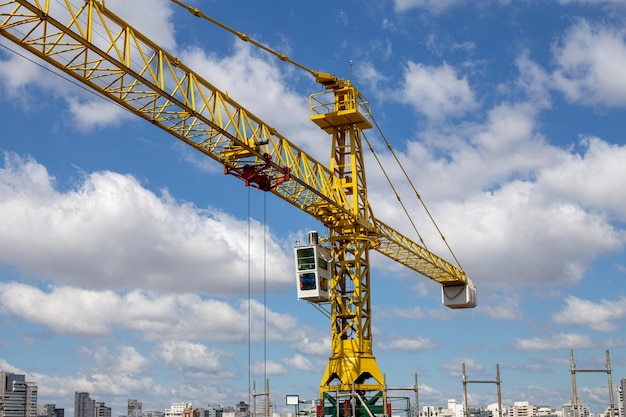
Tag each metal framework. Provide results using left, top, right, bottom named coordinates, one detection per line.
left=569, top=349, right=615, bottom=417
left=462, top=363, right=502, bottom=417
left=0, top=1, right=475, bottom=414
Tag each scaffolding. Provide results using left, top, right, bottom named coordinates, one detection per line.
left=318, top=375, right=418, bottom=417
left=569, top=349, right=615, bottom=417
left=253, top=379, right=271, bottom=417
left=462, top=363, right=502, bottom=417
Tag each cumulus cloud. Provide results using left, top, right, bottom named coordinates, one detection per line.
left=398, top=62, right=477, bottom=121
left=105, top=0, right=176, bottom=51
left=180, top=43, right=324, bottom=160
left=284, top=354, right=315, bottom=372
left=0, top=282, right=302, bottom=342
left=539, top=137, right=626, bottom=221
left=389, top=306, right=428, bottom=320
left=370, top=123, right=625, bottom=289
left=378, top=336, right=436, bottom=351
left=558, top=0, right=626, bottom=4
left=552, top=296, right=626, bottom=331
left=440, top=357, right=484, bottom=377
left=0, top=50, right=43, bottom=103
left=387, top=305, right=454, bottom=321
left=370, top=48, right=626, bottom=290
left=155, top=341, right=228, bottom=374
left=250, top=360, right=287, bottom=376
left=294, top=336, right=331, bottom=356
left=65, top=97, right=132, bottom=132
left=513, top=332, right=594, bottom=351
left=393, top=0, right=463, bottom=14
left=0, top=0, right=177, bottom=130
left=479, top=294, right=523, bottom=320
left=0, top=153, right=292, bottom=295
left=84, top=345, right=151, bottom=375
left=552, top=20, right=626, bottom=107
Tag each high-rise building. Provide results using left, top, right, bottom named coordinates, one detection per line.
left=95, top=403, right=111, bottom=417
left=510, top=402, right=537, bottom=417
left=37, top=404, right=63, bottom=417
left=75, top=393, right=95, bottom=417
left=485, top=403, right=505, bottom=417
left=447, top=400, right=464, bottom=417
left=0, top=371, right=38, bottom=417
left=234, top=403, right=248, bottom=416
left=128, top=401, right=142, bottom=417
left=205, top=405, right=224, bottom=417
left=618, top=379, right=625, bottom=417
left=165, top=403, right=192, bottom=417
left=562, top=403, right=590, bottom=417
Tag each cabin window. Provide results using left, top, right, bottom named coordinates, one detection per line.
left=296, top=248, right=316, bottom=270
left=299, top=273, right=316, bottom=290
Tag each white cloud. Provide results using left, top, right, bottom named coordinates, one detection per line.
left=66, top=96, right=133, bottom=132
left=445, top=179, right=624, bottom=288
left=0, top=282, right=302, bottom=342
left=105, top=0, right=176, bottom=52
left=393, top=0, right=463, bottom=14
left=468, top=102, right=544, bottom=159
left=538, top=137, right=626, bottom=221
left=552, top=296, right=626, bottom=331
left=284, top=354, right=315, bottom=372
left=398, top=62, right=476, bottom=120
left=367, top=46, right=626, bottom=290
left=552, top=20, right=626, bottom=107
left=358, top=61, right=389, bottom=93
left=439, top=357, right=484, bottom=377
left=180, top=43, right=324, bottom=160
left=479, top=294, right=523, bottom=320
left=515, top=52, right=552, bottom=107
left=84, top=345, right=151, bottom=375
left=155, top=341, right=227, bottom=373
left=558, top=0, right=626, bottom=4
left=250, top=360, right=287, bottom=376
left=513, top=332, right=594, bottom=351
left=0, top=0, right=177, bottom=131
left=370, top=117, right=625, bottom=289
left=389, top=306, right=427, bottom=320
left=0, top=153, right=292, bottom=295
left=294, top=336, right=331, bottom=356
left=378, top=336, right=436, bottom=351
left=0, top=50, right=43, bottom=103
left=387, top=305, right=455, bottom=321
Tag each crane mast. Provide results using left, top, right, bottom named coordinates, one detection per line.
left=310, top=85, right=384, bottom=393
left=0, top=1, right=476, bottom=415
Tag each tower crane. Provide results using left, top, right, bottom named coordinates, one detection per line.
left=0, top=1, right=477, bottom=416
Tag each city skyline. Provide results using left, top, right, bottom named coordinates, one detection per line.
left=4, top=371, right=624, bottom=417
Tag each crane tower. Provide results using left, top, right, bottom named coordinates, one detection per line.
left=0, top=1, right=477, bottom=416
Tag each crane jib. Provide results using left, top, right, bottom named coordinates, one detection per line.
left=0, top=0, right=477, bottom=408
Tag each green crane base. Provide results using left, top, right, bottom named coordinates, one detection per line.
left=320, top=391, right=388, bottom=417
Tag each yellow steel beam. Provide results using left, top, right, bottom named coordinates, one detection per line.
left=0, top=0, right=470, bottom=287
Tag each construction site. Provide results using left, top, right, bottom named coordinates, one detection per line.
left=1, top=2, right=624, bottom=417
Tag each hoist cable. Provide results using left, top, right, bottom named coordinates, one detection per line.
left=263, top=192, right=268, bottom=388
left=170, top=0, right=321, bottom=80
left=247, top=186, right=252, bottom=408
left=367, top=115, right=465, bottom=270
left=362, top=132, right=429, bottom=251
left=167, top=0, right=463, bottom=270
left=0, top=42, right=123, bottom=109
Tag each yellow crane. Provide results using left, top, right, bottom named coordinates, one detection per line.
left=0, top=1, right=476, bottom=416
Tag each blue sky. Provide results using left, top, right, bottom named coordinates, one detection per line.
left=1, top=0, right=626, bottom=416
